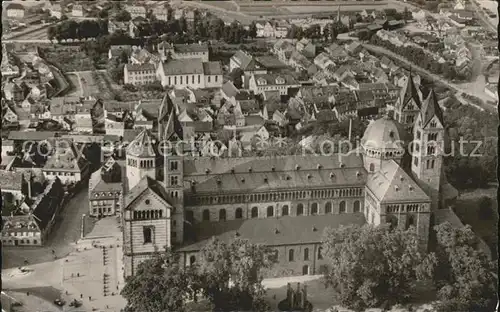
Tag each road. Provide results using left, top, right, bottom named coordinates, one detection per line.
left=2, top=187, right=90, bottom=269
left=361, top=43, right=497, bottom=112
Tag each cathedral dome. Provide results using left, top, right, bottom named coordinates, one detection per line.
left=361, top=116, right=409, bottom=158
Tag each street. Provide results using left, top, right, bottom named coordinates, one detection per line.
left=2, top=187, right=90, bottom=269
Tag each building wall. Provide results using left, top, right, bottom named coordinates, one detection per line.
left=124, top=68, right=157, bottom=85
left=158, top=73, right=205, bottom=89
left=174, top=52, right=209, bottom=62
left=181, top=242, right=330, bottom=278
left=1, top=232, right=42, bottom=246
left=7, top=9, right=25, bottom=18
left=44, top=170, right=81, bottom=184
left=126, top=155, right=157, bottom=190
left=123, top=192, right=172, bottom=277
left=185, top=195, right=364, bottom=223
left=89, top=196, right=121, bottom=217
left=204, top=74, right=223, bottom=89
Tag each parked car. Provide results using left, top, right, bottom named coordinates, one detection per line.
left=54, top=299, right=66, bottom=306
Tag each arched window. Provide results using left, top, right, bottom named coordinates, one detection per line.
left=267, top=206, right=274, bottom=217
left=304, top=248, right=309, bottom=261
left=143, top=227, right=152, bottom=244
left=407, top=215, right=415, bottom=229
left=251, top=207, right=258, bottom=218
left=189, top=255, right=196, bottom=265
left=353, top=200, right=361, bottom=213
left=387, top=214, right=398, bottom=231
left=202, top=209, right=210, bottom=221
left=282, top=205, right=289, bottom=216
left=297, top=203, right=304, bottom=216
left=288, top=249, right=294, bottom=262
left=339, top=201, right=346, bottom=214
left=235, top=208, right=243, bottom=219
left=311, top=203, right=318, bottom=215
left=219, top=209, right=226, bottom=221
left=325, top=202, right=332, bottom=214
left=318, top=246, right=323, bottom=260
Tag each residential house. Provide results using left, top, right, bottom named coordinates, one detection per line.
left=6, top=3, right=25, bottom=19
left=48, top=3, right=62, bottom=19
left=2, top=104, right=19, bottom=125
left=108, top=21, right=129, bottom=34
left=130, top=47, right=160, bottom=65
left=324, top=43, right=349, bottom=61
left=74, top=105, right=93, bottom=133
left=124, top=63, right=157, bottom=85
left=89, top=157, right=123, bottom=217
left=3, top=82, right=25, bottom=102
left=106, top=114, right=129, bottom=137
left=152, top=6, right=169, bottom=21
left=2, top=177, right=64, bottom=247
left=314, top=53, right=335, bottom=70
left=296, top=38, right=316, bottom=58
left=229, top=50, right=266, bottom=74
left=257, top=20, right=289, bottom=38
left=157, top=59, right=222, bottom=89
left=42, top=139, right=90, bottom=185
left=249, top=73, right=301, bottom=96
left=273, top=40, right=296, bottom=64
left=289, top=51, right=315, bottom=73
left=158, top=43, right=210, bottom=63
left=254, top=56, right=288, bottom=72
left=72, top=4, right=84, bottom=17
left=125, top=5, right=147, bottom=19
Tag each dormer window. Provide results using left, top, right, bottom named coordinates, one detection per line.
left=257, top=78, right=267, bottom=86
left=295, top=165, right=300, bottom=170
left=275, top=77, right=285, bottom=84
left=430, top=121, right=437, bottom=128
left=317, top=164, right=322, bottom=170
left=264, top=177, right=268, bottom=183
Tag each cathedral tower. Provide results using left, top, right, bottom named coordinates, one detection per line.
left=411, top=89, right=444, bottom=211
left=158, top=94, right=185, bottom=245
left=126, top=129, right=158, bottom=190
left=393, top=71, right=422, bottom=132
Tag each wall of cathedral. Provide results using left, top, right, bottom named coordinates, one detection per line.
left=180, top=243, right=332, bottom=278
left=184, top=187, right=365, bottom=223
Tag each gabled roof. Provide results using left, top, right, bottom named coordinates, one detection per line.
left=124, top=176, right=170, bottom=209
left=399, top=72, right=422, bottom=109
left=420, top=89, right=444, bottom=127
left=126, top=129, right=157, bottom=158
left=366, top=160, right=429, bottom=204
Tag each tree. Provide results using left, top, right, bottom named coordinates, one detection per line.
left=249, top=21, right=257, bottom=39
left=229, top=68, right=244, bottom=89
left=322, top=224, right=432, bottom=311
left=121, top=251, right=198, bottom=312
left=429, top=222, right=497, bottom=312
left=115, top=10, right=132, bottom=22
left=197, top=238, right=277, bottom=312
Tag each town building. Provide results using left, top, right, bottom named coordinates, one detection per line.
left=42, top=139, right=90, bottom=185
left=156, top=59, right=223, bottom=89
left=158, top=43, right=210, bottom=62
left=248, top=73, right=301, bottom=96
left=124, top=63, right=157, bottom=85
left=6, top=3, right=25, bottom=19
left=1, top=177, right=64, bottom=247
left=89, top=157, right=124, bottom=217
left=72, top=4, right=84, bottom=17
left=125, top=5, right=147, bottom=19
left=121, top=83, right=458, bottom=277
left=152, top=6, right=169, bottom=21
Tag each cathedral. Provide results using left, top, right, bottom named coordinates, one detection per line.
left=122, top=75, right=458, bottom=277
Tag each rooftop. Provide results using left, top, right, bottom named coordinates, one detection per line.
left=179, top=213, right=366, bottom=252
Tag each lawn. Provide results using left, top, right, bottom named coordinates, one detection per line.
left=80, top=71, right=114, bottom=100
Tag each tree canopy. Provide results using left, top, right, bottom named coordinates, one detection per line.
left=430, top=222, right=497, bottom=312
left=197, top=238, right=278, bottom=311
left=120, top=251, right=197, bottom=312
left=321, top=224, right=432, bottom=311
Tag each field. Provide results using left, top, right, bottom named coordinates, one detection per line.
left=42, top=48, right=95, bottom=73
left=65, top=73, right=83, bottom=97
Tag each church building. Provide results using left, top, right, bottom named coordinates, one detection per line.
left=122, top=74, right=458, bottom=277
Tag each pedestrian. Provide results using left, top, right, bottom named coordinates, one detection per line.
left=66, top=291, right=68, bottom=295
left=80, top=294, right=83, bottom=299
left=77, top=273, right=80, bottom=277
left=89, top=296, right=91, bottom=301
left=27, top=292, right=29, bottom=296
left=52, top=249, right=55, bottom=254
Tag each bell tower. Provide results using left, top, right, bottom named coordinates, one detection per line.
left=394, top=70, right=422, bottom=132
left=411, top=89, right=444, bottom=211
left=158, top=93, right=185, bottom=245
left=126, top=129, right=158, bottom=190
